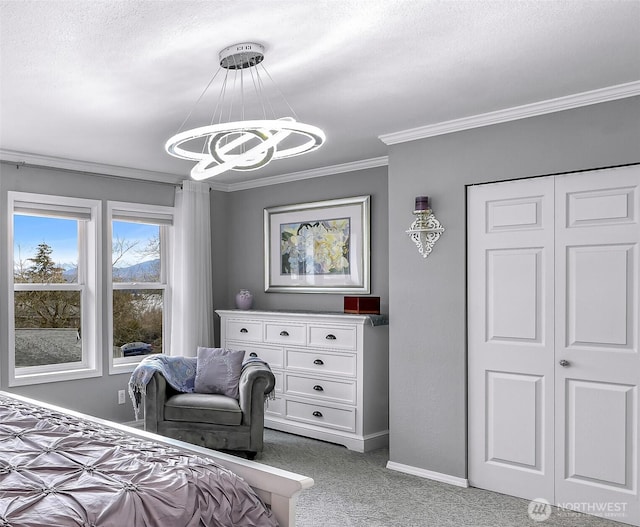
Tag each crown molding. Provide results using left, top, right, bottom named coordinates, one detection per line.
left=218, top=156, right=389, bottom=192
left=0, top=149, right=183, bottom=185
left=379, top=81, right=640, bottom=145
left=7, top=82, right=634, bottom=190
left=205, top=179, right=230, bottom=192
left=0, top=148, right=387, bottom=192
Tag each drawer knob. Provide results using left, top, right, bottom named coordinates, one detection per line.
left=240, top=328, right=248, bottom=333
left=249, top=352, right=258, bottom=358
left=313, top=385, right=324, bottom=392
left=280, top=330, right=290, bottom=337
left=325, top=334, right=336, bottom=340
left=313, top=359, right=324, bottom=366
left=312, top=411, right=323, bottom=418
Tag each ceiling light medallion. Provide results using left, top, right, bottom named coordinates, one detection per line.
left=165, top=42, right=325, bottom=180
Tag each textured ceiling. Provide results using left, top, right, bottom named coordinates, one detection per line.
left=1, top=0, right=639, bottom=186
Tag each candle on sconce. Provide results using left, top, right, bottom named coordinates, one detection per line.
left=415, top=196, right=430, bottom=211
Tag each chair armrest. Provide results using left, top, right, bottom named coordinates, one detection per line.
left=238, top=363, right=276, bottom=423
left=144, top=371, right=168, bottom=433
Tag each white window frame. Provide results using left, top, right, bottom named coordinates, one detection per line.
left=8, top=191, right=102, bottom=386
left=108, top=201, right=173, bottom=374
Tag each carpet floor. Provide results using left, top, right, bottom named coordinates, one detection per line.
left=257, top=429, right=624, bottom=527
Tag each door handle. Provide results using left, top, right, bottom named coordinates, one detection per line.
left=559, top=359, right=570, bottom=367
left=279, top=330, right=289, bottom=337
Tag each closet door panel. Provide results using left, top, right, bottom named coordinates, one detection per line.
left=555, top=165, right=640, bottom=525
left=468, top=177, right=555, bottom=501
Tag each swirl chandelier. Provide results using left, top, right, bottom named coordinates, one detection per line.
left=165, top=42, right=326, bottom=180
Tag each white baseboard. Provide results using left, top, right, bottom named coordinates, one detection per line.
left=362, top=430, right=390, bottom=452
left=121, top=420, right=145, bottom=430
left=386, top=460, right=469, bottom=488
left=265, top=419, right=388, bottom=453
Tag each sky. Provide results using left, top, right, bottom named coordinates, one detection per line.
left=13, top=215, right=158, bottom=268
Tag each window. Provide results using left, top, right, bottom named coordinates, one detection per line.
left=108, top=202, right=173, bottom=373
left=8, top=192, right=101, bottom=385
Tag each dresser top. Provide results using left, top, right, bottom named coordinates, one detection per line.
left=216, top=309, right=388, bottom=327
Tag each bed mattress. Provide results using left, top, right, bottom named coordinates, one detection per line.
left=0, top=393, right=278, bottom=526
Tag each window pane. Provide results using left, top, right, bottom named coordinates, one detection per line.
left=14, top=215, right=79, bottom=283
left=113, top=289, right=163, bottom=358
left=14, top=290, right=82, bottom=367
left=112, top=221, right=160, bottom=282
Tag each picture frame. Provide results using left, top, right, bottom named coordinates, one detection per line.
left=264, top=195, right=370, bottom=293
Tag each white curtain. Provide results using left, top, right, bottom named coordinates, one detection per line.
left=170, top=180, right=213, bottom=356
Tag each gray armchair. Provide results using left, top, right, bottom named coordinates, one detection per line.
left=144, top=361, right=276, bottom=459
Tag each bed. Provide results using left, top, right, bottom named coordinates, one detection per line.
left=0, top=391, right=313, bottom=526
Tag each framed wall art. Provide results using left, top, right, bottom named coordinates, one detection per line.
left=264, top=195, right=370, bottom=293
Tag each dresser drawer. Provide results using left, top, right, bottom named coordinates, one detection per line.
left=265, top=322, right=306, bottom=346
left=240, top=344, right=284, bottom=369
left=272, top=370, right=284, bottom=393
left=286, top=349, right=356, bottom=377
left=286, top=400, right=355, bottom=432
left=308, top=324, right=357, bottom=350
left=285, top=374, right=356, bottom=405
left=265, top=396, right=285, bottom=417
left=226, top=320, right=263, bottom=342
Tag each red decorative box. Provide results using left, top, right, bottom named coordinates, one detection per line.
left=344, top=296, right=380, bottom=314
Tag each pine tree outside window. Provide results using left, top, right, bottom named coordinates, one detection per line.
left=8, top=192, right=101, bottom=386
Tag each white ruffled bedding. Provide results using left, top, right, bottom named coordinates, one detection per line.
left=0, top=393, right=278, bottom=526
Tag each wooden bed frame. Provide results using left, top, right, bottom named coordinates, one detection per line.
left=1, top=392, right=313, bottom=527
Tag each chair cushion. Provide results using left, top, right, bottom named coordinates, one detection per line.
left=164, top=393, right=242, bottom=426
left=194, top=347, right=246, bottom=399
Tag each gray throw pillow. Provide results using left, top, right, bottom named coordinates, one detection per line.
left=194, top=347, right=246, bottom=399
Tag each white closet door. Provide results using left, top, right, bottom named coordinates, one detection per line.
left=468, top=177, right=555, bottom=501
left=555, top=165, right=640, bottom=525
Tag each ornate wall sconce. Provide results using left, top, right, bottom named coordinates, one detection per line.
left=406, top=196, right=445, bottom=258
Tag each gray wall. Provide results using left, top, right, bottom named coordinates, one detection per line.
left=0, top=163, right=388, bottom=420
left=0, top=163, right=175, bottom=421
left=213, top=165, right=389, bottom=333
left=387, top=96, right=640, bottom=478
left=2, top=97, right=637, bottom=480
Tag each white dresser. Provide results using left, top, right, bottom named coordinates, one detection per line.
left=216, top=309, right=389, bottom=452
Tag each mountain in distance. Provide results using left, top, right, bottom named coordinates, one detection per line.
left=113, top=259, right=160, bottom=281
left=62, top=259, right=160, bottom=281
left=61, top=263, right=78, bottom=281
